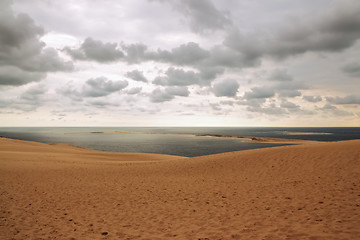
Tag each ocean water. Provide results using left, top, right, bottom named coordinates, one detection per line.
left=0, top=127, right=359, bottom=157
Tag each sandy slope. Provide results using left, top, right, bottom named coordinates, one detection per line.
left=0, top=137, right=359, bottom=240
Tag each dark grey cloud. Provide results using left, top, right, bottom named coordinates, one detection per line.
left=277, top=90, right=301, bottom=98
left=121, top=43, right=148, bottom=64
left=225, top=2, right=360, bottom=61
left=274, top=81, right=306, bottom=98
left=0, top=1, right=73, bottom=86
left=0, top=0, right=42, bottom=46
left=319, top=104, right=353, bottom=116
left=212, top=78, right=239, bottom=97
left=126, top=87, right=142, bottom=95
left=63, top=38, right=257, bottom=86
left=0, top=84, right=48, bottom=111
left=151, top=42, right=209, bottom=65
left=20, top=84, right=47, bottom=102
left=149, top=88, right=174, bottom=102
left=268, top=69, right=293, bottom=82
left=86, top=100, right=119, bottom=108
left=205, top=45, right=260, bottom=69
left=151, top=43, right=252, bottom=83
left=223, top=30, right=264, bottom=64
left=280, top=100, right=300, bottom=110
left=153, top=67, right=200, bottom=86
left=125, top=70, right=148, bottom=82
left=23, top=48, right=74, bottom=72
left=122, top=41, right=211, bottom=69
left=155, top=0, right=231, bottom=33
left=303, top=95, right=322, bottom=103
left=342, top=62, right=360, bottom=77
left=0, top=66, right=45, bottom=86
left=274, top=81, right=307, bottom=90
left=238, top=98, right=265, bottom=108
left=83, top=77, right=128, bottom=97
left=242, top=80, right=304, bottom=103
left=165, top=86, right=190, bottom=97
left=150, top=44, right=235, bottom=84
left=326, top=94, right=360, bottom=104
left=243, top=75, right=305, bottom=101
left=66, top=40, right=213, bottom=75
left=149, top=86, right=190, bottom=102
left=244, top=86, right=275, bottom=99
left=65, top=37, right=124, bottom=63
left=197, top=65, right=224, bottom=82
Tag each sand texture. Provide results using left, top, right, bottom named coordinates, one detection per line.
left=1, top=137, right=360, bottom=239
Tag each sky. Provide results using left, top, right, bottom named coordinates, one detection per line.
left=0, top=0, right=359, bottom=127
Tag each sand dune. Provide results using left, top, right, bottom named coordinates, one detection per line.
left=1, top=137, right=359, bottom=239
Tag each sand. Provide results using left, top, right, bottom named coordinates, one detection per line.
left=0, top=137, right=359, bottom=240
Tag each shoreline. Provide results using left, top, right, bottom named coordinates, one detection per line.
left=0, top=134, right=319, bottom=157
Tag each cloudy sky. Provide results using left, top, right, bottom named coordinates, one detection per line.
left=0, top=0, right=359, bottom=126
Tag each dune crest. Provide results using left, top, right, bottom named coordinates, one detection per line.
left=0, top=137, right=359, bottom=239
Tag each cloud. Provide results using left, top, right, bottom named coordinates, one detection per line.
left=126, top=87, right=142, bottom=95
left=150, top=88, right=174, bottom=102
left=319, top=104, right=353, bottom=116
left=197, top=65, right=224, bottom=82
left=0, top=1, right=73, bottom=86
left=0, top=83, right=48, bottom=111
left=280, top=100, right=300, bottom=110
left=0, top=66, right=45, bottom=86
left=156, top=0, right=231, bottom=33
left=242, top=80, right=305, bottom=101
left=209, top=103, right=222, bottom=111
left=223, top=30, right=264, bottom=64
left=225, top=1, right=360, bottom=61
left=152, top=42, right=209, bottom=65
left=274, top=81, right=306, bottom=98
left=342, top=62, right=360, bottom=77
left=205, top=45, right=260, bottom=69
left=212, top=78, right=239, bottom=97
left=86, top=100, right=119, bottom=108
left=244, top=86, right=275, bottom=99
left=149, top=86, right=190, bottom=102
left=153, top=67, right=200, bottom=86
left=268, top=69, right=293, bottom=82
left=277, top=90, right=301, bottom=98
left=165, top=86, right=190, bottom=96
left=82, top=77, right=128, bottom=97
left=269, top=5, right=360, bottom=58
left=247, top=104, right=287, bottom=115
left=65, top=37, right=124, bottom=62
left=121, top=43, right=148, bottom=64
left=57, top=84, right=83, bottom=102
left=303, top=95, right=322, bottom=103
left=125, top=70, right=148, bottom=82
left=20, top=84, right=48, bottom=102
left=23, top=48, right=74, bottom=72
left=326, top=94, right=360, bottom=104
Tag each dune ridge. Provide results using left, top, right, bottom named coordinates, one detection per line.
left=0, top=137, right=359, bottom=239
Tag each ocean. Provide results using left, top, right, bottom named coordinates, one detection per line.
left=0, top=127, right=359, bottom=157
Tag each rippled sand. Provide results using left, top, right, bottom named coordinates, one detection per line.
left=1, top=137, right=359, bottom=239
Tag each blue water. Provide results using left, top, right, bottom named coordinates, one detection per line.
left=0, top=127, right=359, bottom=157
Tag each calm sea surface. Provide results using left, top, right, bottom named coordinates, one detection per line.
left=0, top=127, right=359, bottom=157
